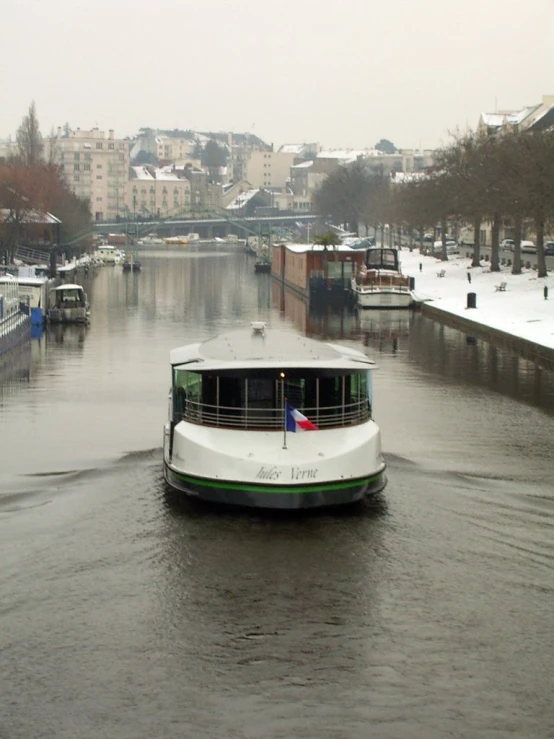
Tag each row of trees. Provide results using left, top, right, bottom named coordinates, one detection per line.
left=314, top=129, right=554, bottom=278
left=0, top=103, right=92, bottom=262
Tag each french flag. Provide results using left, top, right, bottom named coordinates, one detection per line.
left=286, top=403, right=318, bottom=432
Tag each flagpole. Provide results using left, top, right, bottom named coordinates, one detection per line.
left=280, top=374, right=287, bottom=449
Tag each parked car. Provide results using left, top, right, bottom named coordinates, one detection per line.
left=544, top=242, right=554, bottom=256
left=432, top=240, right=459, bottom=254
left=500, top=239, right=515, bottom=251
left=520, top=240, right=537, bottom=254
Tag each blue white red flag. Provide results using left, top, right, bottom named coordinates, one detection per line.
left=285, top=403, right=318, bottom=432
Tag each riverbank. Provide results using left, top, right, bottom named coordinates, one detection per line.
left=399, top=249, right=554, bottom=368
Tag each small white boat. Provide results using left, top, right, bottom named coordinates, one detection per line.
left=163, top=322, right=386, bottom=509
left=46, top=284, right=90, bottom=325
left=94, top=245, right=124, bottom=265
left=351, top=247, right=413, bottom=309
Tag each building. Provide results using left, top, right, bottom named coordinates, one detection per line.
left=245, top=151, right=296, bottom=188
left=478, top=94, right=554, bottom=136
left=127, top=166, right=191, bottom=219
left=54, top=127, right=130, bottom=222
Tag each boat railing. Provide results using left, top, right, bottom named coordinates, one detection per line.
left=182, top=399, right=370, bottom=430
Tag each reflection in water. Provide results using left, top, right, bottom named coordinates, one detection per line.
left=274, top=282, right=554, bottom=413
left=0, top=343, right=32, bottom=403
left=46, top=324, right=88, bottom=348
left=1, top=252, right=554, bottom=738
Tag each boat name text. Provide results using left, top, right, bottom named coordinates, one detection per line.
left=255, top=466, right=319, bottom=480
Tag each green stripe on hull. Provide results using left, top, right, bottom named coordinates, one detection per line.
left=169, top=468, right=385, bottom=495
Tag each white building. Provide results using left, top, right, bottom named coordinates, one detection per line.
left=127, top=166, right=191, bottom=219
left=54, top=127, right=130, bottom=222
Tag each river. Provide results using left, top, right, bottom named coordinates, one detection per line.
left=1, top=247, right=553, bottom=739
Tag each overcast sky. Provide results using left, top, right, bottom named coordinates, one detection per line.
left=1, top=0, right=553, bottom=151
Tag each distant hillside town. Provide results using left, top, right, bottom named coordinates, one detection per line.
left=0, top=120, right=435, bottom=223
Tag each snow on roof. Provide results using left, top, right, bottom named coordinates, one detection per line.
left=226, top=189, right=259, bottom=210
left=317, top=149, right=367, bottom=161
left=279, top=144, right=306, bottom=154
left=481, top=105, right=540, bottom=129
left=0, top=208, right=61, bottom=224
left=291, top=161, right=313, bottom=169
left=279, top=242, right=364, bottom=254
left=131, top=166, right=155, bottom=180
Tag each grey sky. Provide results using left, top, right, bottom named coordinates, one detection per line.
left=1, top=0, right=552, bottom=150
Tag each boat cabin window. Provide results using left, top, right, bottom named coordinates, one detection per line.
left=172, top=368, right=372, bottom=430
left=366, top=248, right=399, bottom=271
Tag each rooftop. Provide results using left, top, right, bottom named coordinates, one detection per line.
left=170, top=326, right=375, bottom=370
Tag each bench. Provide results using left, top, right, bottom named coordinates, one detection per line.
left=436, top=269, right=446, bottom=278
left=495, top=281, right=507, bottom=292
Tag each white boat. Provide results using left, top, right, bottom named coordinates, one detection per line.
left=0, top=274, right=31, bottom=356
left=46, top=284, right=90, bottom=325
left=94, top=245, right=124, bottom=265
left=351, top=247, right=413, bottom=309
left=163, top=322, right=387, bottom=509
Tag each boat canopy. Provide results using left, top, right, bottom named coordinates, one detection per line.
left=50, top=284, right=84, bottom=292
left=170, top=326, right=376, bottom=371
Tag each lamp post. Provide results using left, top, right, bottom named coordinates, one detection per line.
left=132, top=195, right=137, bottom=234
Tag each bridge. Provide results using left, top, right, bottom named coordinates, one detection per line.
left=92, top=212, right=321, bottom=240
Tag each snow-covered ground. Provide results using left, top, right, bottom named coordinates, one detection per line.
left=398, top=249, right=554, bottom=350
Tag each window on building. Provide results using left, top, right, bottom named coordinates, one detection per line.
left=96, top=164, right=102, bottom=169
left=108, top=143, right=114, bottom=150
left=96, top=143, right=103, bottom=149
left=74, top=163, right=80, bottom=171
left=84, top=153, right=91, bottom=160
left=118, top=154, right=124, bottom=162
left=74, top=175, right=79, bottom=182
left=96, top=175, right=102, bottom=180
left=83, top=164, right=90, bottom=171
left=96, top=197, right=102, bottom=202
left=74, top=152, right=80, bottom=161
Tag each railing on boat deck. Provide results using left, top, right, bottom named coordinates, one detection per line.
left=182, top=399, right=370, bottom=430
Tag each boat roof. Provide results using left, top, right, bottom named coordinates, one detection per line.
left=16, top=276, right=49, bottom=286
left=50, top=283, right=84, bottom=291
left=171, top=325, right=376, bottom=371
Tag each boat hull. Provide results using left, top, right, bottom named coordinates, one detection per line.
left=163, top=420, right=386, bottom=509
left=164, top=464, right=386, bottom=509
left=354, top=288, right=413, bottom=309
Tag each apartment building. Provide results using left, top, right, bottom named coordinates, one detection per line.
left=54, top=128, right=130, bottom=221
left=127, top=166, right=191, bottom=218
left=245, top=151, right=296, bottom=188
left=478, top=94, right=554, bottom=136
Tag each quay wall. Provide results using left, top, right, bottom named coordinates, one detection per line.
left=421, top=302, right=554, bottom=372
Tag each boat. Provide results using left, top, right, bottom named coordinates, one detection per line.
left=163, top=321, right=387, bottom=509
left=94, top=245, right=124, bottom=265
left=46, top=283, right=90, bottom=324
left=122, top=252, right=141, bottom=273
left=254, top=256, right=272, bottom=273
left=0, top=274, right=31, bottom=356
left=351, top=247, right=413, bottom=309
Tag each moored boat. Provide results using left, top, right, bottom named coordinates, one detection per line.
left=163, top=322, right=387, bottom=509
left=94, top=245, right=124, bottom=265
left=46, top=284, right=90, bottom=324
left=351, top=247, right=413, bottom=309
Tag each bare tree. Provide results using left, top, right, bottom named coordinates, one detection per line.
left=16, top=101, right=44, bottom=167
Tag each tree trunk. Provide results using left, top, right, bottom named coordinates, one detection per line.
left=380, top=224, right=384, bottom=247
left=511, top=215, right=522, bottom=275
left=419, top=225, right=424, bottom=254
left=535, top=216, right=547, bottom=278
left=472, top=217, right=481, bottom=267
left=490, top=214, right=501, bottom=272
left=440, top=218, right=448, bottom=261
